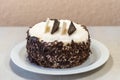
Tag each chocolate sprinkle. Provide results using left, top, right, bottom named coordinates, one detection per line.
left=51, top=19, right=60, bottom=34
left=68, top=22, right=76, bottom=35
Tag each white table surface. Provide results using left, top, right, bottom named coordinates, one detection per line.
left=0, top=26, right=120, bottom=80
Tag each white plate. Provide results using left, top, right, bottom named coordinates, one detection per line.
left=10, top=39, right=109, bottom=75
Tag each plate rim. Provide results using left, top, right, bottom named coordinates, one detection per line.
left=10, top=39, right=110, bottom=75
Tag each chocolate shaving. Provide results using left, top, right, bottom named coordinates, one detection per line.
left=51, top=19, right=60, bottom=34
left=68, top=22, right=76, bottom=35
left=81, top=25, right=88, bottom=32
left=50, top=19, right=56, bottom=20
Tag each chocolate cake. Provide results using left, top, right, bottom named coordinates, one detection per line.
left=26, top=18, right=91, bottom=68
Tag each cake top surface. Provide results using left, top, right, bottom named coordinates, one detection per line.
left=29, top=18, right=89, bottom=43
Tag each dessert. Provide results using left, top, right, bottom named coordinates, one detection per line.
left=26, top=18, right=91, bottom=68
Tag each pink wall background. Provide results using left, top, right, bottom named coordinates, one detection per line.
left=0, top=0, right=120, bottom=26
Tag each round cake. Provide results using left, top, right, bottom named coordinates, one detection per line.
left=26, top=18, right=91, bottom=68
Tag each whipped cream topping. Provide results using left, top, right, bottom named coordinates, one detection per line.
left=29, top=19, right=89, bottom=43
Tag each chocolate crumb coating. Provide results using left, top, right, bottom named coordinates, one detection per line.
left=26, top=28, right=90, bottom=68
